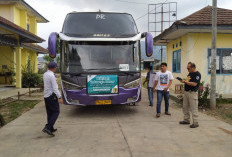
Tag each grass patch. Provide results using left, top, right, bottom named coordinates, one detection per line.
left=172, top=96, right=232, bottom=125
left=0, top=100, right=39, bottom=125
left=203, top=101, right=232, bottom=125
left=217, top=98, right=232, bottom=104
left=225, top=113, right=232, bottom=120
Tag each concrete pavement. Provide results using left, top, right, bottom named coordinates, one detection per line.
left=0, top=88, right=232, bottom=157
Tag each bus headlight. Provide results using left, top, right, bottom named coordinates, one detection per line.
left=124, top=79, right=141, bottom=89
left=62, top=81, right=83, bottom=90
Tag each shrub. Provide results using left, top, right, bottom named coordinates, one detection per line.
left=0, top=113, right=5, bottom=127
left=22, top=58, right=42, bottom=88
left=38, top=68, right=46, bottom=74
left=198, top=82, right=210, bottom=108
left=7, top=67, right=16, bottom=85
left=22, top=72, right=42, bottom=88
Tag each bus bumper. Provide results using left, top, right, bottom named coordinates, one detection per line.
left=62, top=86, right=141, bottom=106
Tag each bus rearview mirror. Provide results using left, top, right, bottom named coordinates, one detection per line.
left=145, top=32, right=153, bottom=57
left=48, top=32, right=58, bottom=58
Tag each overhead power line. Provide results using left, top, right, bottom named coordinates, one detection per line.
left=115, top=0, right=147, bottom=5
left=135, top=0, right=168, bottom=21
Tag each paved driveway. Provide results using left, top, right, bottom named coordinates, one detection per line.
left=0, top=88, right=232, bottom=157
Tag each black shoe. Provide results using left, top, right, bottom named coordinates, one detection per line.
left=51, top=128, right=57, bottom=132
left=156, top=113, right=160, bottom=118
left=190, top=123, right=199, bottom=128
left=179, top=121, right=190, bottom=125
left=165, top=112, right=171, bottom=115
left=149, top=105, right=153, bottom=107
left=42, top=128, right=55, bottom=137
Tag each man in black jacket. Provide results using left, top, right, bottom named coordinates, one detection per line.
left=179, top=62, right=201, bottom=128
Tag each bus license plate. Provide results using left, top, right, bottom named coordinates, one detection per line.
left=96, top=100, right=111, bottom=105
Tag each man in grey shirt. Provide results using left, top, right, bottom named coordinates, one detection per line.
left=42, top=62, right=63, bottom=137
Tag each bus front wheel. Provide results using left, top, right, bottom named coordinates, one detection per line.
left=128, top=102, right=136, bottom=106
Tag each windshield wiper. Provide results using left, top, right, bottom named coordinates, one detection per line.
left=110, top=34, right=137, bottom=38
left=83, top=69, right=137, bottom=76
left=61, top=72, right=82, bottom=76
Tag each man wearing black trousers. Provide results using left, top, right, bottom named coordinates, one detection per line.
left=42, top=62, right=63, bottom=137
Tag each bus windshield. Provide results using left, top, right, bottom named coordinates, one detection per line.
left=62, top=13, right=138, bottom=38
left=61, top=41, right=140, bottom=73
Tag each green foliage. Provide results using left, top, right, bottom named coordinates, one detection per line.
left=43, top=54, right=54, bottom=70
left=0, top=113, right=5, bottom=127
left=22, top=72, right=42, bottom=88
left=7, top=67, right=16, bottom=84
left=22, top=58, right=42, bottom=88
left=43, top=54, right=54, bottom=62
left=217, top=95, right=232, bottom=104
left=38, top=68, right=46, bottom=74
left=41, top=54, right=60, bottom=73
left=225, top=113, right=232, bottom=120
left=198, top=82, right=210, bottom=108
left=0, top=100, right=38, bottom=124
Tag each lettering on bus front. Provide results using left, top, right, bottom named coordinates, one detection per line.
left=96, top=14, right=106, bottom=20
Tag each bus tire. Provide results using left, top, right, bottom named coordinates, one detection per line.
left=128, top=102, right=136, bottom=106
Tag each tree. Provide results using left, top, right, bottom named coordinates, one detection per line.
left=42, top=54, right=60, bottom=72
left=43, top=54, right=54, bottom=70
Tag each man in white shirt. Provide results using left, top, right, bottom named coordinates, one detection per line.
left=42, top=62, right=63, bottom=137
left=153, top=63, right=174, bottom=118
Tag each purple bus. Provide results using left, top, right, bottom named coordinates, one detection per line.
left=48, top=12, right=153, bottom=106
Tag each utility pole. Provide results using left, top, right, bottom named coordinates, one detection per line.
left=210, top=0, right=217, bottom=109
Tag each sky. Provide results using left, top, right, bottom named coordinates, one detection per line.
left=25, top=0, right=232, bottom=50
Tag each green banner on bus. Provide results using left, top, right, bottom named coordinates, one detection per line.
left=87, top=75, right=118, bottom=95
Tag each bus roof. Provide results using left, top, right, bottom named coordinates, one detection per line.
left=67, top=11, right=133, bottom=16
left=62, top=12, right=138, bottom=38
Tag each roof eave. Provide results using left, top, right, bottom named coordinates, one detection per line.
left=153, top=23, right=179, bottom=46
left=0, top=23, right=45, bottom=43
left=21, top=0, right=49, bottom=23
left=153, top=24, right=232, bottom=46
left=22, top=43, right=48, bottom=54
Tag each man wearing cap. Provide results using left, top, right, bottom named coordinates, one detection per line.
left=42, top=61, right=63, bottom=136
